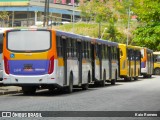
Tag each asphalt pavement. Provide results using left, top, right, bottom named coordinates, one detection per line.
left=0, top=76, right=160, bottom=120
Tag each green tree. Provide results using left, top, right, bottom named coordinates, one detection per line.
left=79, top=0, right=122, bottom=40
left=132, top=0, right=160, bottom=51
left=79, top=0, right=113, bottom=23
left=0, top=11, right=9, bottom=27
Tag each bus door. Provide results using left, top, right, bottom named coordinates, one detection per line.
left=127, top=49, right=131, bottom=77
left=91, top=43, right=95, bottom=81
left=134, top=50, right=137, bottom=76
left=77, top=40, right=82, bottom=85
left=98, top=44, right=102, bottom=80
left=108, top=47, right=112, bottom=79
left=95, top=44, right=102, bottom=80
left=62, top=37, right=67, bottom=85
left=147, top=53, right=151, bottom=74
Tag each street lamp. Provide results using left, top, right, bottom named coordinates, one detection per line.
left=126, top=4, right=131, bottom=45
left=72, top=0, right=75, bottom=33
left=101, top=28, right=107, bottom=39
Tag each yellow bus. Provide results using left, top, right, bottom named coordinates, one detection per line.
left=153, top=52, right=160, bottom=75
left=119, top=44, right=141, bottom=81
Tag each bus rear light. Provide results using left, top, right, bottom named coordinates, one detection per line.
left=48, top=56, right=54, bottom=74
left=4, top=56, right=10, bottom=74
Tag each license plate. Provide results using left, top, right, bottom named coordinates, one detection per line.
left=23, top=64, right=33, bottom=71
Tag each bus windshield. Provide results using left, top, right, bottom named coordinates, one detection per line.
left=7, top=30, right=51, bottom=52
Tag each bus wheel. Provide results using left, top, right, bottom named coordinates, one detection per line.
left=82, top=73, right=90, bottom=90
left=22, top=86, right=36, bottom=95
left=94, top=81, right=100, bottom=86
left=111, top=71, right=117, bottom=85
left=154, top=68, right=160, bottom=75
left=111, top=79, right=116, bottom=85
left=124, top=77, right=128, bottom=81
left=149, top=75, right=152, bottom=78
left=101, top=71, right=106, bottom=87
left=66, top=73, right=73, bottom=93
left=143, top=75, right=147, bottom=78
left=134, top=76, right=138, bottom=80
left=82, top=83, right=89, bottom=90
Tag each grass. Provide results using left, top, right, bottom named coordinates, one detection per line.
left=52, top=22, right=108, bottom=38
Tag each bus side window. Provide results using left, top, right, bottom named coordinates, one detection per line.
left=103, top=44, right=107, bottom=60
left=73, top=39, right=77, bottom=57
left=84, top=41, right=87, bottom=58
left=0, top=44, right=2, bottom=53
left=112, top=47, right=114, bottom=60
left=127, top=49, right=131, bottom=60
left=82, top=41, right=85, bottom=58
left=56, top=36, right=63, bottom=57
left=101, top=44, right=104, bottom=59
left=70, top=38, right=75, bottom=57
left=95, top=44, right=98, bottom=58
left=120, top=49, right=123, bottom=58
left=67, top=39, right=70, bottom=57
left=105, top=45, right=109, bottom=59
left=87, top=42, right=91, bottom=59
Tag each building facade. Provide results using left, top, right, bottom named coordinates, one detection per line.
left=0, top=0, right=81, bottom=27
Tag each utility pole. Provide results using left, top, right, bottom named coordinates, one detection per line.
left=98, top=22, right=101, bottom=38
left=72, top=0, right=75, bottom=33
left=43, top=0, right=49, bottom=27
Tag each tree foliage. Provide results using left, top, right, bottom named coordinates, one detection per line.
left=79, top=0, right=113, bottom=23
left=0, top=11, right=9, bottom=27
left=79, top=0, right=129, bottom=41
left=0, top=11, right=9, bottom=21
left=132, top=0, right=160, bottom=51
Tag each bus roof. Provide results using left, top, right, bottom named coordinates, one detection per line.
left=56, top=30, right=93, bottom=42
left=56, top=30, right=118, bottom=47
left=96, top=38, right=118, bottom=47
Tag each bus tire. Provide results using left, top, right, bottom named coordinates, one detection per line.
left=101, top=70, right=106, bottom=87
left=82, top=83, right=89, bottom=90
left=22, top=86, right=36, bottom=95
left=149, top=75, right=152, bottom=78
left=66, top=73, right=73, bottom=93
left=143, top=75, right=147, bottom=78
left=111, top=71, right=117, bottom=85
left=154, top=68, right=160, bottom=75
left=82, top=72, right=90, bottom=90
left=134, top=76, right=138, bottom=80
left=94, top=81, right=100, bottom=86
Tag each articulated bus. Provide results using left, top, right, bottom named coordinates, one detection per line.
left=140, top=47, right=153, bottom=78
left=3, top=29, right=118, bottom=94
left=153, top=52, right=160, bottom=75
left=119, top=44, right=141, bottom=81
